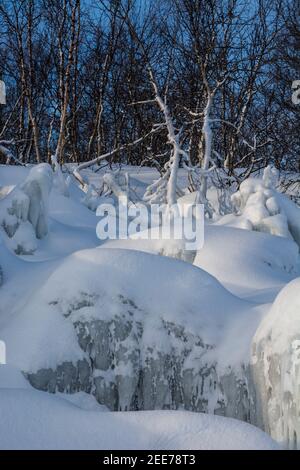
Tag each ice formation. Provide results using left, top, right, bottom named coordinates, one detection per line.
left=51, top=154, right=69, bottom=197
left=0, top=163, right=53, bottom=254
left=0, top=387, right=279, bottom=450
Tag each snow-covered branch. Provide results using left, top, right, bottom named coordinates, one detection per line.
left=0, top=140, right=25, bottom=166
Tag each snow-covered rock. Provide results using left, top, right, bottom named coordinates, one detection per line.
left=0, top=364, right=32, bottom=389
left=252, top=278, right=300, bottom=449
left=2, top=247, right=262, bottom=423
left=102, top=233, right=196, bottom=263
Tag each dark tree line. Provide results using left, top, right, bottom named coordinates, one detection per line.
left=0, top=0, right=299, bottom=182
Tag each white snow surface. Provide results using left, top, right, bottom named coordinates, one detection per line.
left=0, top=380, right=279, bottom=450
left=251, top=278, right=300, bottom=448
left=1, top=247, right=258, bottom=372
left=0, top=164, right=299, bottom=450
left=229, top=167, right=300, bottom=248
left=194, top=224, right=299, bottom=302
left=253, top=278, right=300, bottom=355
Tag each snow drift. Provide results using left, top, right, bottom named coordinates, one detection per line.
left=0, top=385, right=279, bottom=450
left=194, top=224, right=299, bottom=301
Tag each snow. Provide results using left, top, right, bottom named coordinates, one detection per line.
left=251, top=279, right=300, bottom=448
left=194, top=224, right=299, bottom=302
left=0, top=164, right=54, bottom=255
left=0, top=383, right=279, bottom=450
left=0, top=364, right=32, bottom=389
left=101, top=235, right=194, bottom=263
left=253, top=278, right=300, bottom=356
left=0, top=163, right=299, bottom=449
left=1, top=247, right=255, bottom=372
left=9, top=221, right=38, bottom=254
left=51, top=154, right=69, bottom=197
left=229, top=166, right=300, bottom=248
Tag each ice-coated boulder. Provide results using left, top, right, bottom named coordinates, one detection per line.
left=2, top=247, right=261, bottom=422
left=252, top=278, right=300, bottom=449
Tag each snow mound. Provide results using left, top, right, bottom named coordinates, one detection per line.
left=230, top=166, right=300, bottom=248
left=0, top=364, right=32, bottom=389
left=252, top=278, right=300, bottom=448
left=253, top=278, right=300, bottom=355
left=2, top=247, right=261, bottom=417
left=101, top=232, right=195, bottom=263
left=2, top=247, right=251, bottom=371
left=0, top=387, right=279, bottom=450
left=194, top=224, right=299, bottom=301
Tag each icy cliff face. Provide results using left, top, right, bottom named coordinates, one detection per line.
left=2, top=247, right=260, bottom=423
left=252, top=278, right=300, bottom=449
left=0, top=164, right=53, bottom=254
